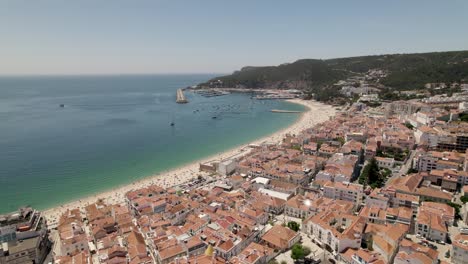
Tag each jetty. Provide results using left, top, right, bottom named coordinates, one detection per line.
left=270, top=109, right=302, bottom=113
left=176, top=89, right=188, bottom=103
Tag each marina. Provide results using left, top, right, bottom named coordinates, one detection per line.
left=193, top=89, right=230, bottom=97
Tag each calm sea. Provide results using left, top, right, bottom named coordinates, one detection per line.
left=0, top=75, right=304, bottom=213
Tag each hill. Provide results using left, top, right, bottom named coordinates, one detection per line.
left=199, top=50, right=468, bottom=91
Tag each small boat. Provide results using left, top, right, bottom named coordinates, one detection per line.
left=59, top=104, right=65, bottom=108
left=170, top=115, right=175, bottom=126
left=212, top=116, right=217, bottom=119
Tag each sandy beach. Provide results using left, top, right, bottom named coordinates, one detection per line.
left=42, top=99, right=336, bottom=226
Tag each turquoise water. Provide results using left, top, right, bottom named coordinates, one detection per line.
left=0, top=75, right=304, bottom=213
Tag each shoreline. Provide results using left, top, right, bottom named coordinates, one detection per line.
left=42, top=99, right=336, bottom=225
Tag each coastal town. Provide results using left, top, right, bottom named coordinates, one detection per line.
left=4, top=79, right=468, bottom=264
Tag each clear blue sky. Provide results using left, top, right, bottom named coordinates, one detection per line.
left=1, top=0, right=467, bottom=75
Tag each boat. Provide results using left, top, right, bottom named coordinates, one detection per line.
left=59, top=104, right=65, bottom=108
left=212, top=116, right=217, bottom=119
left=170, top=115, right=175, bottom=126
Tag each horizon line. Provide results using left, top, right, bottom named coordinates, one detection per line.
left=0, top=72, right=229, bottom=77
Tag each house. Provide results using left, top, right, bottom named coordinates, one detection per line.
left=230, top=242, right=275, bottom=264
left=375, top=157, right=395, bottom=169
left=362, top=223, right=408, bottom=263
left=340, top=140, right=364, bottom=159
left=323, top=181, right=364, bottom=206
left=315, top=154, right=360, bottom=182
left=284, top=193, right=320, bottom=219
left=261, top=225, right=300, bottom=251
left=452, top=233, right=468, bottom=264
left=57, top=209, right=89, bottom=257
left=413, top=150, right=463, bottom=172
left=415, top=210, right=447, bottom=242
left=341, top=248, right=385, bottom=264
left=303, top=211, right=365, bottom=254
left=303, top=142, right=318, bottom=155
left=395, top=239, right=438, bottom=264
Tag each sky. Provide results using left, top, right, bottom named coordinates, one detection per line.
left=0, top=0, right=467, bottom=75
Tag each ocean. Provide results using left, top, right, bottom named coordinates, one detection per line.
left=0, top=74, right=304, bottom=213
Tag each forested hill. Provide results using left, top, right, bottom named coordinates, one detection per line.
left=199, top=50, right=468, bottom=90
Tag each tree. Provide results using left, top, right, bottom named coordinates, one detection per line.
left=280, top=261, right=287, bottom=264
left=359, top=158, right=384, bottom=188
left=287, top=221, right=300, bottom=232
left=404, top=122, right=414, bottom=130
left=445, top=250, right=450, bottom=258
left=461, top=196, right=468, bottom=204
left=336, top=137, right=346, bottom=145
left=268, top=260, right=279, bottom=264
left=291, top=244, right=310, bottom=260
left=447, top=202, right=462, bottom=220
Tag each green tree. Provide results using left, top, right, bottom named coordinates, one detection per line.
left=336, top=137, right=346, bottom=145
left=461, top=196, right=468, bottom=204
left=447, top=202, right=462, bottom=219
left=359, top=158, right=384, bottom=188
left=291, top=244, right=310, bottom=260
left=287, top=221, right=300, bottom=232
left=404, top=122, right=414, bottom=129
left=268, top=260, right=279, bottom=264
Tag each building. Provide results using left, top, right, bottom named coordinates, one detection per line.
left=303, top=211, right=365, bottom=254
left=0, top=208, right=51, bottom=264
left=57, top=209, right=89, bottom=256
left=413, top=150, right=464, bottom=172
left=375, top=157, right=395, bottom=169
left=218, top=159, right=238, bottom=176
left=284, top=193, right=319, bottom=219
left=394, top=239, right=438, bottom=264
left=315, top=154, right=360, bottom=183
left=261, top=225, right=300, bottom=251
left=415, top=210, right=448, bottom=242
left=452, top=233, right=468, bottom=264
left=323, top=181, right=364, bottom=206
left=413, top=126, right=439, bottom=147
left=230, top=242, right=275, bottom=264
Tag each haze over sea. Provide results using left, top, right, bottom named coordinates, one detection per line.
left=0, top=74, right=304, bottom=213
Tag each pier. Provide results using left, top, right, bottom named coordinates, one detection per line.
left=270, top=109, right=302, bottom=113
left=176, top=89, right=188, bottom=103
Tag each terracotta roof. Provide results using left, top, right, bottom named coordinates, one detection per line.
left=261, top=225, right=297, bottom=249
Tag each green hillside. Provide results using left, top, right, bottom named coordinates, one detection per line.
left=200, top=50, right=468, bottom=90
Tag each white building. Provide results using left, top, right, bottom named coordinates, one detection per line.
left=414, top=126, right=439, bottom=147
left=303, top=211, right=365, bottom=254
left=323, top=181, right=364, bottom=206
left=375, top=157, right=395, bottom=169
left=452, top=234, right=468, bottom=264
left=218, top=159, right=237, bottom=176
